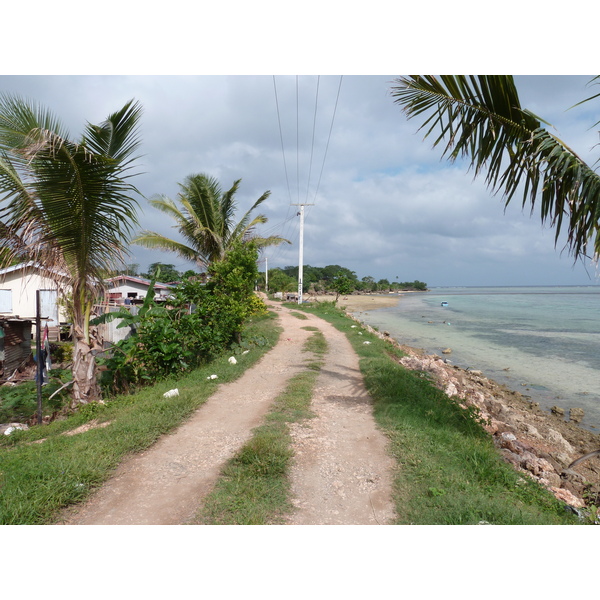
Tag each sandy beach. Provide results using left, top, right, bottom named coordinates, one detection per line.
left=308, top=293, right=404, bottom=313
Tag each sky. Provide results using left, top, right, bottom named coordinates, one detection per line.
left=1, top=6, right=599, bottom=291
left=2, top=74, right=598, bottom=288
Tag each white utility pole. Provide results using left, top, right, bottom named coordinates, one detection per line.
left=292, top=203, right=313, bottom=305
left=265, top=257, right=268, bottom=292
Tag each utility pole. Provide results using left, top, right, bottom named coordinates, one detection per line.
left=265, top=256, right=268, bottom=293
left=35, top=291, right=42, bottom=425
left=292, top=204, right=313, bottom=305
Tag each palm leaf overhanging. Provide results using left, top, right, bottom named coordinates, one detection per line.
left=390, top=75, right=600, bottom=260
left=133, top=173, right=289, bottom=268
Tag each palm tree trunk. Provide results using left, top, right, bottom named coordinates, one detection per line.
left=71, top=337, right=102, bottom=407
left=70, top=312, right=103, bottom=407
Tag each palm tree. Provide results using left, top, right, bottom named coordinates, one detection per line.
left=132, top=173, right=289, bottom=269
left=390, top=76, right=600, bottom=260
left=0, top=93, right=143, bottom=407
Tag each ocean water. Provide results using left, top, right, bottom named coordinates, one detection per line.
left=354, top=287, right=600, bottom=432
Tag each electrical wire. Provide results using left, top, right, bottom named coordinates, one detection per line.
left=307, top=75, right=343, bottom=220
left=268, top=75, right=344, bottom=268
left=305, top=75, right=320, bottom=204
left=271, top=75, right=298, bottom=260
left=272, top=76, right=292, bottom=205
left=296, top=75, right=300, bottom=204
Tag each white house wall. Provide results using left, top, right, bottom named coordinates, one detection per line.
left=106, top=282, right=173, bottom=301
left=0, top=269, right=67, bottom=324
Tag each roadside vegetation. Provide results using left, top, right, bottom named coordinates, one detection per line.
left=95, top=242, right=265, bottom=395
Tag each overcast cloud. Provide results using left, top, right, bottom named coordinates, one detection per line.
left=1, top=74, right=598, bottom=287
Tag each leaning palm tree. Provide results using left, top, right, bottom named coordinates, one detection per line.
left=133, top=173, right=289, bottom=268
left=0, top=93, right=143, bottom=407
left=390, top=75, right=600, bottom=261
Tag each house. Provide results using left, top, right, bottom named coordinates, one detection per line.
left=96, top=275, right=177, bottom=345
left=0, top=262, right=69, bottom=341
left=103, top=275, right=176, bottom=305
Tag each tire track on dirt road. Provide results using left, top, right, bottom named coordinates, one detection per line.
left=60, top=302, right=396, bottom=525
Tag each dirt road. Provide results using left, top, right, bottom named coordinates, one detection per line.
left=60, top=302, right=396, bottom=525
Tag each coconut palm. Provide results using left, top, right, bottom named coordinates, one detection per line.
left=133, top=173, right=289, bottom=268
left=390, top=75, right=600, bottom=260
left=0, top=93, right=143, bottom=407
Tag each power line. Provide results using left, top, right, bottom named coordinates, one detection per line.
left=269, top=76, right=344, bottom=277
left=305, top=75, right=320, bottom=204
left=307, top=75, right=343, bottom=219
left=296, top=75, right=300, bottom=204
left=272, top=76, right=292, bottom=205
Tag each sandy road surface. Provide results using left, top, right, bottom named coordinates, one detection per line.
left=285, top=313, right=397, bottom=524
left=60, top=301, right=396, bottom=525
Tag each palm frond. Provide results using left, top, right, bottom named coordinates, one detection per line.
left=0, top=92, right=69, bottom=153
left=83, top=99, right=144, bottom=165
left=132, top=230, right=206, bottom=265
left=218, top=178, right=241, bottom=235
left=138, top=173, right=284, bottom=266
left=251, top=235, right=292, bottom=248
left=391, top=75, right=600, bottom=259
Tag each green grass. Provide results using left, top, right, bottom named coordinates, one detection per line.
left=293, top=302, right=579, bottom=525
left=194, top=330, right=326, bottom=524
left=289, top=311, right=309, bottom=320
left=0, top=311, right=281, bottom=525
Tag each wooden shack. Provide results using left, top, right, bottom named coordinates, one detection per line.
left=0, top=318, right=33, bottom=379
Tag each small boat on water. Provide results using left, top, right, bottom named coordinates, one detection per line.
left=441, top=301, right=448, bottom=307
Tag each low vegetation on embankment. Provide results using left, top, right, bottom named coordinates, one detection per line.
left=0, top=312, right=281, bottom=525
left=293, top=301, right=579, bottom=525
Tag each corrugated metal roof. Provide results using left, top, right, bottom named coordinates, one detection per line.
left=0, top=261, right=68, bottom=279
left=104, top=275, right=175, bottom=289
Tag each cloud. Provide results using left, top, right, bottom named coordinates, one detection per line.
left=0, top=74, right=597, bottom=286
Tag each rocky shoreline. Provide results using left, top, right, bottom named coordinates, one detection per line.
left=349, top=312, right=600, bottom=518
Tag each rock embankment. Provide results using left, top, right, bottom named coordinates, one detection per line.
left=351, top=317, right=600, bottom=514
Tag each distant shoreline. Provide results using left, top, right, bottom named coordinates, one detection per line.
left=304, top=291, right=428, bottom=313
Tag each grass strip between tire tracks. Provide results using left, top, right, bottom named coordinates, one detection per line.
left=193, top=324, right=327, bottom=525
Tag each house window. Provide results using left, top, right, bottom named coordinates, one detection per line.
left=0, top=290, right=12, bottom=313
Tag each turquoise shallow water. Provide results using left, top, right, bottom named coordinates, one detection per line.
left=354, top=286, right=600, bottom=431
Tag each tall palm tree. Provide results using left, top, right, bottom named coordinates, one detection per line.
left=0, top=93, right=143, bottom=407
left=390, top=76, right=600, bottom=260
left=133, top=173, right=289, bottom=268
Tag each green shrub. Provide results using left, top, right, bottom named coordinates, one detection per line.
left=99, top=242, right=263, bottom=395
left=0, top=369, right=72, bottom=423
left=50, top=342, right=73, bottom=364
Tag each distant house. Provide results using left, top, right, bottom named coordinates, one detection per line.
left=103, top=275, right=176, bottom=305
left=96, top=275, right=177, bottom=345
left=0, top=262, right=69, bottom=341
